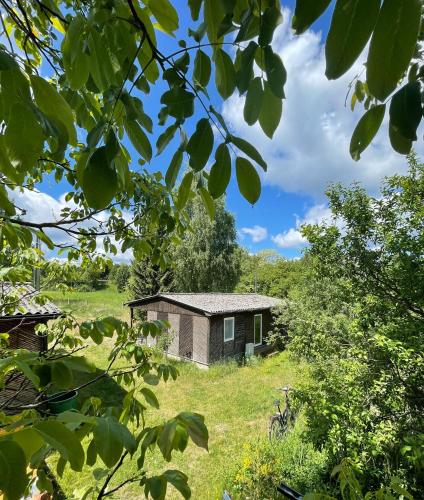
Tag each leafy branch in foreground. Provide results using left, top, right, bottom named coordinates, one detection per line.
left=0, top=301, right=208, bottom=500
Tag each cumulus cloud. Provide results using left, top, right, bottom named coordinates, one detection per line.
left=222, top=9, right=418, bottom=200
left=9, top=188, right=133, bottom=263
left=240, top=225, right=268, bottom=242
left=272, top=203, right=333, bottom=249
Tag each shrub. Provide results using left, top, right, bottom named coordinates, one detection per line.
left=227, top=423, right=330, bottom=499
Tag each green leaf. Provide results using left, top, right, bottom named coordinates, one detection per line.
left=30, top=75, right=76, bottom=146
left=62, top=15, right=89, bottom=90
left=163, top=470, right=191, bottom=499
left=204, top=0, right=224, bottom=43
left=389, top=122, right=412, bottom=155
left=194, top=50, right=211, bottom=88
left=34, top=421, right=85, bottom=471
left=156, top=123, right=178, bottom=156
left=199, top=187, right=215, bottom=218
left=87, top=120, right=106, bottom=149
left=292, top=0, right=331, bottom=34
left=161, top=87, right=194, bottom=120
left=82, top=147, right=118, bottom=210
left=215, top=49, right=236, bottom=99
left=141, top=387, right=160, bottom=409
left=259, top=80, right=282, bottom=138
left=186, top=118, right=214, bottom=171
left=177, top=412, right=209, bottom=450
left=94, top=417, right=136, bottom=468
left=0, top=440, right=27, bottom=500
left=11, top=428, right=44, bottom=462
left=165, top=149, right=183, bottom=189
left=0, top=185, right=15, bottom=215
left=367, top=0, right=422, bottom=101
left=0, top=49, right=18, bottom=70
left=188, top=0, right=203, bottom=20
left=125, top=120, right=152, bottom=162
left=176, top=172, right=193, bottom=210
left=389, top=81, right=422, bottom=141
left=145, top=475, right=167, bottom=500
left=349, top=104, right=386, bottom=160
left=4, top=103, right=44, bottom=173
left=230, top=135, right=267, bottom=171
left=236, top=157, right=261, bottom=204
left=325, top=0, right=380, bottom=80
left=236, top=42, right=257, bottom=94
left=51, top=361, right=74, bottom=389
left=208, top=143, right=231, bottom=199
left=264, top=46, right=286, bottom=99
left=148, top=0, right=179, bottom=34
left=244, top=77, right=263, bottom=125
left=258, top=6, right=283, bottom=47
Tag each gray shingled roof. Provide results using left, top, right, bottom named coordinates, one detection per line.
left=127, top=293, right=281, bottom=315
left=0, top=283, right=61, bottom=318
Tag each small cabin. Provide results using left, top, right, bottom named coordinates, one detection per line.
left=0, top=283, right=61, bottom=412
left=126, top=293, right=281, bottom=367
left=0, top=282, right=61, bottom=351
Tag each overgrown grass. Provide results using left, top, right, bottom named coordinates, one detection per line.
left=46, top=285, right=129, bottom=321
left=55, top=350, right=307, bottom=499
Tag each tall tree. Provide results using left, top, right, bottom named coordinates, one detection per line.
left=171, top=196, right=241, bottom=292
left=236, top=249, right=306, bottom=298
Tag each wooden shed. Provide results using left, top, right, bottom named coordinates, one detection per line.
left=0, top=282, right=61, bottom=351
left=126, top=293, right=281, bottom=366
left=0, top=283, right=61, bottom=412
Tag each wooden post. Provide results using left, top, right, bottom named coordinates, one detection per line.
left=130, top=307, right=134, bottom=327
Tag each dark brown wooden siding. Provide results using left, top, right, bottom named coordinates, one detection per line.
left=178, top=315, right=193, bottom=359
left=209, top=309, right=273, bottom=362
left=0, top=319, right=48, bottom=351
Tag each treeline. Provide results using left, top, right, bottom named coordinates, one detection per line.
left=50, top=196, right=307, bottom=299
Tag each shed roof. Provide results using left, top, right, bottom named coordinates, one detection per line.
left=126, top=293, right=281, bottom=315
left=0, top=283, right=61, bottom=319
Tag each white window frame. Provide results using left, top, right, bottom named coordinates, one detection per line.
left=223, top=316, right=235, bottom=342
left=254, top=314, right=262, bottom=346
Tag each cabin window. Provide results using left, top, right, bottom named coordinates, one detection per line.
left=254, top=314, right=262, bottom=345
left=224, top=317, right=234, bottom=342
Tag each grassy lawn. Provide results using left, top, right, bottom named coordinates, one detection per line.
left=46, top=285, right=129, bottom=321
left=46, top=287, right=306, bottom=498
left=55, top=348, right=305, bottom=499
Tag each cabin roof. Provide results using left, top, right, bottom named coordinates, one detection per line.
left=0, top=283, right=61, bottom=319
left=126, top=293, right=281, bottom=315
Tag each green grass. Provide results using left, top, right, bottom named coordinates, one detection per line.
left=47, top=288, right=307, bottom=498
left=46, top=285, right=129, bottom=321
left=55, top=350, right=306, bottom=499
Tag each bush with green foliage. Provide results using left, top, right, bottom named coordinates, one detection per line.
left=280, top=156, right=424, bottom=494
left=110, top=263, right=131, bottom=293
left=236, top=250, right=307, bottom=298
left=227, top=423, right=330, bottom=498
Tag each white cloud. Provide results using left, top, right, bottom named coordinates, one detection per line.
left=222, top=9, right=419, bottom=200
left=240, top=225, right=268, bottom=242
left=9, top=188, right=133, bottom=263
left=272, top=203, right=333, bottom=249
left=272, top=228, right=307, bottom=248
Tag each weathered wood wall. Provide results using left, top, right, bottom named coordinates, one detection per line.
left=209, top=309, right=273, bottom=363
left=138, top=304, right=209, bottom=365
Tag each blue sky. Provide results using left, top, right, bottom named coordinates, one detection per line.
left=17, top=1, right=413, bottom=262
